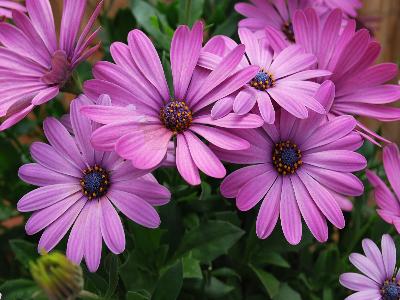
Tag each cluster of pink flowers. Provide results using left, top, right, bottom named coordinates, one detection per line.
left=1, top=1, right=399, bottom=294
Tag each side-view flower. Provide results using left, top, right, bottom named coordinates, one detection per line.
left=0, top=0, right=103, bottom=130
left=17, top=95, right=171, bottom=272
left=367, top=143, right=400, bottom=233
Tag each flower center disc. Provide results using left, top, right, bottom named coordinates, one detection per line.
left=272, top=141, right=302, bottom=175
left=250, top=70, right=275, bottom=91
left=382, top=279, right=400, bottom=300
left=80, top=165, right=110, bottom=200
left=160, top=100, right=193, bottom=133
left=282, top=21, right=295, bottom=42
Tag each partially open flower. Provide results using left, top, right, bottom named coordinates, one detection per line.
left=30, top=251, right=83, bottom=300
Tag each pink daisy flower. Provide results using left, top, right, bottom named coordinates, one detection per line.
left=266, top=8, right=400, bottom=143
left=0, top=0, right=103, bottom=131
left=199, top=29, right=329, bottom=123
left=217, top=81, right=366, bottom=244
left=340, top=234, right=399, bottom=300
left=17, top=95, right=171, bottom=272
left=312, top=0, right=362, bottom=19
left=235, top=0, right=309, bottom=41
left=81, top=21, right=263, bottom=185
left=0, top=1, right=26, bottom=19
left=367, top=144, right=400, bottom=233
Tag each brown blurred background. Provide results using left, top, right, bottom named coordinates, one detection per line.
left=49, top=0, right=400, bottom=142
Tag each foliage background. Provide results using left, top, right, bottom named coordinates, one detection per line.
left=0, top=0, right=399, bottom=299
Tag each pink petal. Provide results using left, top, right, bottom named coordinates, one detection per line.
left=115, top=127, right=172, bottom=170
left=184, top=131, right=226, bottom=179
left=233, top=89, right=256, bottom=115
left=339, top=273, right=379, bottom=292
left=221, top=164, right=271, bottom=198
left=383, top=144, right=400, bottom=200
left=171, top=21, right=203, bottom=99
left=303, top=150, right=367, bottom=172
left=193, top=113, right=263, bottom=128
left=256, top=177, right=282, bottom=239
left=84, top=200, right=102, bottom=272
left=190, top=124, right=250, bottom=151
left=108, top=190, right=160, bottom=228
left=100, top=198, right=125, bottom=254
left=381, top=234, right=396, bottom=279
left=18, top=184, right=81, bottom=212
left=18, top=163, right=76, bottom=187
left=280, top=176, right=302, bottom=245
left=38, top=198, right=86, bottom=253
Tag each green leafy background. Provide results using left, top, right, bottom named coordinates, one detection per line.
left=0, top=0, right=397, bottom=299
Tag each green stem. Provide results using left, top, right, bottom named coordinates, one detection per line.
left=62, top=72, right=83, bottom=95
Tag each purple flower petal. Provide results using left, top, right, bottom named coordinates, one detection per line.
left=280, top=176, right=302, bottom=245
left=18, top=163, right=76, bottom=187
left=303, top=150, right=367, bottom=172
left=383, top=144, right=400, bottom=200
left=18, top=184, right=81, bottom=212
left=190, top=124, right=250, bottom=151
left=256, top=176, right=282, bottom=239
left=38, top=197, right=85, bottom=252
left=233, top=89, right=256, bottom=115
left=381, top=234, right=396, bottom=279
left=30, top=142, right=81, bottom=177
left=176, top=134, right=201, bottom=185
left=115, top=127, right=171, bottom=170
left=25, top=192, right=82, bottom=235
left=171, top=21, right=203, bottom=99
left=43, top=117, right=86, bottom=170
left=84, top=200, right=102, bottom=272
left=291, top=174, right=328, bottom=242
left=194, top=113, right=263, bottom=129
left=184, top=131, right=226, bottom=179
left=108, top=190, right=161, bottom=228
left=128, top=29, right=170, bottom=102
left=339, top=273, right=379, bottom=291
left=67, top=201, right=90, bottom=265
left=236, top=168, right=277, bottom=211
left=100, top=198, right=125, bottom=254
left=349, top=253, right=384, bottom=284
left=221, top=164, right=271, bottom=198
left=361, top=238, right=387, bottom=280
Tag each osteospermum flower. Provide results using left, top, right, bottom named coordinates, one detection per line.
left=0, top=1, right=26, bottom=19
left=17, top=95, right=171, bottom=272
left=312, top=0, right=362, bottom=19
left=266, top=8, right=400, bottom=143
left=81, top=21, right=263, bottom=185
left=367, top=144, right=400, bottom=233
left=217, top=81, right=366, bottom=244
left=0, top=0, right=103, bottom=130
left=235, top=0, right=308, bottom=41
left=340, top=234, right=400, bottom=300
left=199, top=29, right=328, bottom=123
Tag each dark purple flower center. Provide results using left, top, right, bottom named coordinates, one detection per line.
left=80, top=165, right=110, bottom=200
left=382, top=279, right=400, bottom=300
left=272, top=141, right=302, bottom=175
left=282, top=21, right=295, bottom=42
left=160, top=100, right=193, bottom=133
left=250, top=70, right=275, bottom=91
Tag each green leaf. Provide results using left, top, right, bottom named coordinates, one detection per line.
left=182, top=256, right=202, bottom=279
left=175, top=220, right=245, bottom=262
left=0, top=279, right=40, bottom=300
left=203, top=276, right=234, bottom=298
left=250, top=265, right=280, bottom=298
left=151, top=260, right=183, bottom=300
left=104, top=254, right=119, bottom=300
left=127, top=290, right=151, bottom=300
left=9, top=239, right=38, bottom=269
left=129, top=0, right=173, bottom=51
left=273, top=283, right=302, bottom=300
left=252, top=251, right=290, bottom=268
left=178, top=0, right=205, bottom=26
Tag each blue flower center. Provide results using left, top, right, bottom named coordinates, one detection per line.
left=272, top=141, right=302, bottom=175
left=250, top=70, right=274, bottom=91
left=160, top=100, right=193, bottom=133
left=81, top=165, right=110, bottom=200
left=383, top=280, right=400, bottom=300
left=282, top=21, right=295, bottom=42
